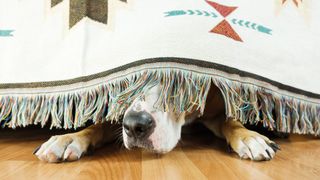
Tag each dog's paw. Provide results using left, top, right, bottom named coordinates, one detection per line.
left=34, top=134, right=91, bottom=163
left=227, top=130, right=280, bottom=161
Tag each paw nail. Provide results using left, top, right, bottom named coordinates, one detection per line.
left=265, top=149, right=272, bottom=159
left=270, top=143, right=281, bottom=151
left=33, top=145, right=41, bottom=155
left=227, top=144, right=233, bottom=153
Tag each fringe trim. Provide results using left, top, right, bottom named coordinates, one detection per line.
left=0, top=69, right=319, bottom=136
left=213, top=78, right=320, bottom=135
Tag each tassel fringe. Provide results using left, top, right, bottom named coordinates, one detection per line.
left=0, top=68, right=319, bottom=136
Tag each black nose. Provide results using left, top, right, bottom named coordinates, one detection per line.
left=123, top=111, right=155, bottom=138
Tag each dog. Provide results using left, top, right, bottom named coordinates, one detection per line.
left=34, top=84, right=280, bottom=163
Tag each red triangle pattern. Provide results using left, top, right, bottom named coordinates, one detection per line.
left=210, top=20, right=243, bottom=42
left=206, top=0, right=237, bottom=17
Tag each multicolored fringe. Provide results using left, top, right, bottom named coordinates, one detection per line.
left=213, top=78, right=320, bottom=135
left=0, top=68, right=319, bottom=136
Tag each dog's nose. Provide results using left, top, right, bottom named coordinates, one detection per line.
left=123, top=111, right=155, bottom=138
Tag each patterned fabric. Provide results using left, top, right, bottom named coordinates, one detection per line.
left=0, top=0, right=319, bottom=136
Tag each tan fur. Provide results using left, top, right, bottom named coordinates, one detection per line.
left=35, top=122, right=119, bottom=162
left=200, top=86, right=278, bottom=160
left=35, top=85, right=278, bottom=162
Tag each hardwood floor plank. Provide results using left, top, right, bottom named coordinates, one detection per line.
left=141, top=147, right=207, bottom=180
left=0, top=127, right=319, bottom=179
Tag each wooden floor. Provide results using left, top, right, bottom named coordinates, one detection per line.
left=0, top=126, right=319, bottom=180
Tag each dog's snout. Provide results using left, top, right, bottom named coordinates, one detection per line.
left=123, top=111, right=155, bottom=138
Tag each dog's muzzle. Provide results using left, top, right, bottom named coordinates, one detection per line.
left=123, top=111, right=155, bottom=139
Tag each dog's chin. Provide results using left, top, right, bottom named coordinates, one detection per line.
left=123, top=131, right=179, bottom=154
left=124, top=140, right=177, bottom=154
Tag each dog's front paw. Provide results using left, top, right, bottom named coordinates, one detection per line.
left=228, top=130, right=280, bottom=161
left=34, top=134, right=91, bottom=163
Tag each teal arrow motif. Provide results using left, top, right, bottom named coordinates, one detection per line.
left=211, top=12, right=218, bottom=17
left=251, top=23, right=257, bottom=30
left=257, top=25, right=272, bottom=35
left=0, top=30, right=14, bottom=37
left=203, top=11, right=210, bottom=16
left=238, top=20, right=244, bottom=26
left=245, top=21, right=250, bottom=28
left=231, top=18, right=272, bottom=35
left=196, top=10, right=203, bottom=15
left=165, top=10, right=187, bottom=17
left=187, top=10, right=195, bottom=15
left=165, top=9, right=218, bottom=18
left=232, top=18, right=237, bottom=24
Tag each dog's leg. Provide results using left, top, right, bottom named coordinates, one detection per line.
left=34, top=122, right=119, bottom=163
left=202, top=118, right=280, bottom=161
